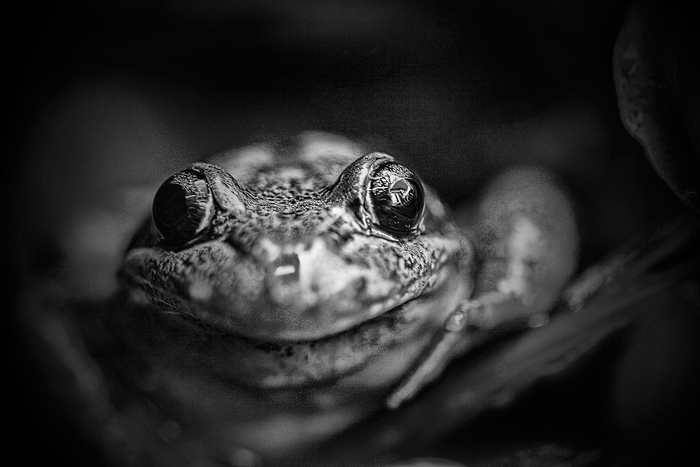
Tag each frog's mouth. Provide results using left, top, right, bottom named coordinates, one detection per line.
left=229, top=295, right=431, bottom=387
left=129, top=268, right=468, bottom=390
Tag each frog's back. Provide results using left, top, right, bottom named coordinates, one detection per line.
left=209, top=132, right=369, bottom=191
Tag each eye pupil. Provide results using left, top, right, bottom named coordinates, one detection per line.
left=154, top=183, right=189, bottom=225
left=368, top=162, right=425, bottom=237
left=388, top=178, right=412, bottom=206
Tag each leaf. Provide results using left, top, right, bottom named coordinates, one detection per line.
left=613, top=0, right=700, bottom=212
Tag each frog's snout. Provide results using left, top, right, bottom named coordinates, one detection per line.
left=248, top=235, right=386, bottom=314
left=252, top=237, right=307, bottom=307
left=264, top=250, right=305, bottom=308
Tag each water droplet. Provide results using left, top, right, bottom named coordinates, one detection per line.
left=444, top=309, right=466, bottom=332
left=528, top=313, right=549, bottom=328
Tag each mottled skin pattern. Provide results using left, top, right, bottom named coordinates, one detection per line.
left=112, top=132, right=577, bottom=461
left=120, top=133, right=473, bottom=391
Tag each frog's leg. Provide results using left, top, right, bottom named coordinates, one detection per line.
left=456, top=166, right=579, bottom=331
left=387, top=166, right=579, bottom=409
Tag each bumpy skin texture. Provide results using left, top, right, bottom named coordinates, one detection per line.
left=119, top=132, right=473, bottom=388
left=106, top=132, right=578, bottom=462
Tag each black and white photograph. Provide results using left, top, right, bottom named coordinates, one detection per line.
left=10, top=1, right=699, bottom=466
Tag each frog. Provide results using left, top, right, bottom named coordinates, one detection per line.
left=93, top=131, right=576, bottom=465
left=28, top=131, right=579, bottom=467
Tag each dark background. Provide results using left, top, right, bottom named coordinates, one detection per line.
left=9, top=1, right=696, bottom=466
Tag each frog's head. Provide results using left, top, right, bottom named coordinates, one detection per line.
left=119, top=138, right=473, bottom=391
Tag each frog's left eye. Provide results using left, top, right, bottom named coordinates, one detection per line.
left=366, top=162, right=425, bottom=238
left=152, top=168, right=215, bottom=246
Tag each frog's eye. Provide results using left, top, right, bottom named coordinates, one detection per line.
left=366, top=162, right=425, bottom=238
left=152, top=168, right=215, bottom=246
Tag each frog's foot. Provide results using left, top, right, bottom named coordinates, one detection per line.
left=387, top=166, right=580, bottom=409
left=464, top=266, right=556, bottom=333
left=463, top=166, right=579, bottom=320
left=385, top=302, right=470, bottom=409
left=459, top=166, right=581, bottom=332
left=385, top=291, right=545, bottom=410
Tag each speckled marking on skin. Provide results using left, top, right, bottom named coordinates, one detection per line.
left=118, top=131, right=473, bottom=384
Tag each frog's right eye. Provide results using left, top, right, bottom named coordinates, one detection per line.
left=365, top=161, right=425, bottom=238
left=152, top=168, right=215, bottom=246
